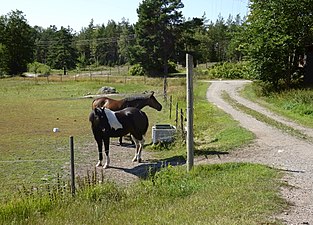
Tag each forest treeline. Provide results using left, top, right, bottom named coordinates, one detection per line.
left=1, top=0, right=313, bottom=88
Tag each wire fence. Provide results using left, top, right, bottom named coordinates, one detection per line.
left=0, top=135, right=99, bottom=192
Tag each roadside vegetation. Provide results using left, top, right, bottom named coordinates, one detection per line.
left=242, top=82, right=313, bottom=129
left=0, top=163, right=285, bottom=225
left=222, top=91, right=312, bottom=142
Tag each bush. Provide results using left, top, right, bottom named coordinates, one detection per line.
left=129, top=64, right=146, bottom=76
left=27, top=62, right=51, bottom=76
left=168, top=60, right=178, bottom=73
left=206, top=61, right=255, bottom=80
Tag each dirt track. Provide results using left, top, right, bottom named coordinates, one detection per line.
left=81, top=80, right=313, bottom=224
left=204, top=80, right=313, bottom=225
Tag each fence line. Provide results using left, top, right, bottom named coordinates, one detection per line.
left=0, top=158, right=67, bottom=163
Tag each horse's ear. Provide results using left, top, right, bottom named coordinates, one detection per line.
left=150, top=91, right=155, bottom=97
left=95, top=107, right=101, bottom=116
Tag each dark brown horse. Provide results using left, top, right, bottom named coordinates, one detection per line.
left=92, top=91, right=162, bottom=111
left=89, top=107, right=149, bottom=169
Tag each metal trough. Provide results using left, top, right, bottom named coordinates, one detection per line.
left=152, top=124, right=176, bottom=144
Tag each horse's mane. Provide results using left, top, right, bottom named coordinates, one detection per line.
left=124, top=94, right=150, bottom=102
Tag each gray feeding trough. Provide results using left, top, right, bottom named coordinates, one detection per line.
left=152, top=124, right=176, bottom=144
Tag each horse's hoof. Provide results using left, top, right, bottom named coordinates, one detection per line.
left=96, top=162, right=103, bottom=167
left=138, top=158, right=142, bottom=163
left=103, top=164, right=109, bottom=169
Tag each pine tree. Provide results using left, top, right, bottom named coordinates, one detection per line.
left=134, top=0, right=184, bottom=76
left=2, top=10, right=34, bottom=75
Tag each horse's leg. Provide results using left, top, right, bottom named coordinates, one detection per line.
left=131, top=135, right=139, bottom=162
left=119, top=136, right=123, bottom=145
left=131, top=135, right=144, bottom=163
left=119, top=135, right=134, bottom=145
left=137, top=138, right=145, bottom=163
left=103, top=137, right=110, bottom=169
left=95, top=136, right=103, bottom=167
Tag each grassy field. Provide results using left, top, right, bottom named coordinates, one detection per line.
left=0, top=76, right=169, bottom=200
left=0, top=76, right=286, bottom=224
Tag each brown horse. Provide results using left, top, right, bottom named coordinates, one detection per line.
left=89, top=107, right=149, bottom=168
left=92, top=91, right=162, bottom=144
left=92, top=91, right=162, bottom=111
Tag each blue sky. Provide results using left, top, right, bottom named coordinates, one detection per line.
left=0, top=0, right=249, bottom=32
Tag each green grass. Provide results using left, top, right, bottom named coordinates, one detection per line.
left=0, top=163, right=286, bottom=225
left=151, top=81, right=255, bottom=160
left=0, top=76, right=286, bottom=224
left=0, top=77, right=165, bottom=200
left=242, top=82, right=313, bottom=129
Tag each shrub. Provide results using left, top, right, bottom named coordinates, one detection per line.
left=168, top=60, right=178, bottom=73
left=27, top=62, right=51, bottom=75
left=129, top=64, right=146, bottom=76
left=206, top=61, right=255, bottom=80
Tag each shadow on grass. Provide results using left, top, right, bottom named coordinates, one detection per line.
left=109, top=148, right=229, bottom=179
left=109, top=155, right=186, bottom=179
left=194, top=147, right=229, bottom=159
left=109, top=139, right=229, bottom=180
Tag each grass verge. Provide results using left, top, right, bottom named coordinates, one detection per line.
left=0, top=163, right=286, bottom=225
left=148, top=81, right=255, bottom=161
left=222, top=91, right=312, bottom=142
left=241, top=82, right=313, bottom=129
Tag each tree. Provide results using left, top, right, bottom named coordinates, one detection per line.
left=0, top=17, right=8, bottom=75
left=226, top=14, right=245, bottom=61
left=47, top=26, right=77, bottom=75
left=76, top=19, right=127, bottom=68
left=0, top=43, right=8, bottom=75
left=177, top=16, right=205, bottom=66
left=1, top=10, right=34, bottom=75
left=76, top=19, right=95, bottom=67
left=134, top=0, right=184, bottom=76
left=33, top=25, right=58, bottom=65
left=94, top=20, right=120, bottom=66
left=243, top=0, right=313, bottom=88
left=118, top=19, right=135, bottom=65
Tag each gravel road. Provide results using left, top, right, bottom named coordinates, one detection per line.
left=204, top=80, right=313, bottom=225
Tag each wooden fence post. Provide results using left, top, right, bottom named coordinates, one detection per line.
left=70, top=136, right=75, bottom=196
left=175, top=102, right=178, bottom=128
left=169, top=95, right=172, bottom=119
left=186, top=54, right=194, bottom=172
left=180, top=108, right=184, bottom=137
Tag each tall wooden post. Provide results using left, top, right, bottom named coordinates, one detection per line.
left=70, top=136, right=75, bottom=196
left=186, top=54, right=194, bottom=171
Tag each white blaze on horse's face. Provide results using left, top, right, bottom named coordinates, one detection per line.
left=103, top=108, right=123, bottom=130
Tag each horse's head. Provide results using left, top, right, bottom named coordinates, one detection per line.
left=148, top=91, right=162, bottom=111
left=89, top=107, right=110, bottom=132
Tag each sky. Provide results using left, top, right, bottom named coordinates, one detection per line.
left=0, top=0, right=249, bottom=32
